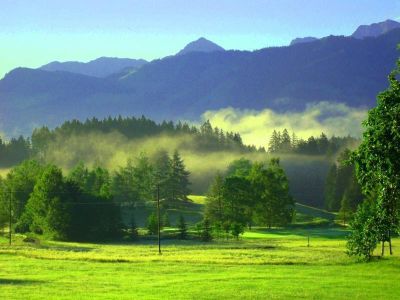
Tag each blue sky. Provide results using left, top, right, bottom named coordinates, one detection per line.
left=0, top=0, right=399, bottom=78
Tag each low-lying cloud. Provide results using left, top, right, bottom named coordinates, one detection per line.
left=201, top=102, right=368, bottom=147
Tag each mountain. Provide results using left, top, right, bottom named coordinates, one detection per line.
left=177, top=38, right=225, bottom=55
left=290, top=37, right=318, bottom=46
left=352, top=19, right=400, bottom=39
left=1, top=29, right=399, bottom=136
left=40, top=57, right=148, bottom=78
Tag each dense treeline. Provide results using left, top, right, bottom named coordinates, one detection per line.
left=0, top=136, right=31, bottom=167
left=0, top=150, right=191, bottom=241
left=268, top=129, right=358, bottom=156
left=205, top=158, right=294, bottom=239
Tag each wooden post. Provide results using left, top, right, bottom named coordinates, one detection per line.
left=157, top=185, right=161, bottom=255
left=9, top=190, right=12, bottom=246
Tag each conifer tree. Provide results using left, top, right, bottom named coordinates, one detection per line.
left=170, top=150, right=190, bottom=202
left=177, top=215, right=188, bottom=240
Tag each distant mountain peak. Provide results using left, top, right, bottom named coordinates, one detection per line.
left=177, top=37, right=225, bottom=56
left=352, top=19, right=400, bottom=39
left=290, top=37, right=318, bottom=46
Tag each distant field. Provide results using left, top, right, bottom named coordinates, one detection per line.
left=0, top=227, right=399, bottom=299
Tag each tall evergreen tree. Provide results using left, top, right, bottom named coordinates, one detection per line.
left=177, top=215, right=188, bottom=240
left=170, top=150, right=191, bottom=202
left=324, top=164, right=338, bottom=211
left=268, top=130, right=281, bottom=153
left=280, top=129, right=292, bottom=153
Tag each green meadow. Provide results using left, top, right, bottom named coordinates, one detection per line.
left=0, top=207, right=399, bottom=300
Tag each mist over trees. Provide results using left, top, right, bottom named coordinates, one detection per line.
left=268, top=129, right=358, bottom=156
left=0, top=115, right=364, bottom=212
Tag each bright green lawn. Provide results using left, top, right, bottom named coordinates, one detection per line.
left=0, top=228, right=399, bottom=299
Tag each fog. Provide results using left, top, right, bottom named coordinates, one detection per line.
left=201, top=102, right=367, bottom=147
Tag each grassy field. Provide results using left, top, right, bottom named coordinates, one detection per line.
left=0, top=227, right=399, bottom=300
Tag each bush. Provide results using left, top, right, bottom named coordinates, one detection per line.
left=347, top=201, right=380, bottom=260
left=147, top=213, right=158, bottom=235
left=230, top=222, right=244, bottom=240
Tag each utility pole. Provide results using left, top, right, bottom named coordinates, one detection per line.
left=157, top=185, right=161, bottom=255
left=9, top=190, right=12, bottom=246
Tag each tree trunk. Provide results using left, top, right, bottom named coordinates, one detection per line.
left=389, top=230, right=393, bottom=255
left=381, top=241, right=385, bottom=256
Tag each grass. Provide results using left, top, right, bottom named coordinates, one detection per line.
left=188, top=195, right=207, bottom=205
left=0, top=227, right=399, bottom=299
left=0, top=197, right=397, bottom=299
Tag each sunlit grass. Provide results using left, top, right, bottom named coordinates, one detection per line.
left=0, top=228, right=399, bottom=299
left=188, top=195, right=207, bottom=204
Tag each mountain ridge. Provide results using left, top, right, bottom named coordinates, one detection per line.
left=1, top=28, right=399, bottom=136
left=40, top=57, right=148, bottom=78
left=352, top=19, right=400, bottom=39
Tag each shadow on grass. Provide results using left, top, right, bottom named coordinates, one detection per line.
left=0, top=279, right=43, bottom=285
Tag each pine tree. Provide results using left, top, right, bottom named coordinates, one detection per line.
left=268, top=130, right=280, bottom=153
left=324, top=164, right=338, bottom=211
left=291, top=132, right=299, bottom=150
left=177, top=215, right=188, bottom=240
left=280, top=129, right=291, bottom=153
left=170, top=150, right=190, bottom=202
left=154, top=150, right=172, bottom=204
left=133, top=153, right=155, bottom=202
left=205, top=173, right=225, bottom=224
left=201, top=218, right=213, bottom=242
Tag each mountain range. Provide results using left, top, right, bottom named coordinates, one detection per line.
left=290, top=19, right=400, bottom=45
left=1, top=20, right=399, bottom=136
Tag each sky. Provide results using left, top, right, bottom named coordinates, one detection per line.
left=0, top=0, right=399, bottom=78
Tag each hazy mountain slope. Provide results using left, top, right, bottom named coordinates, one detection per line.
left=352, top=19, right=400, bottom=39
left=290, top=37, right=318, bottom=45
left=40, top=57, right=148, bottom=78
